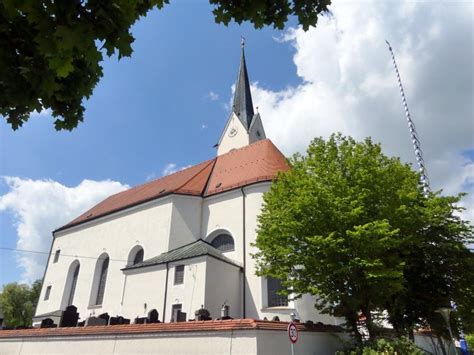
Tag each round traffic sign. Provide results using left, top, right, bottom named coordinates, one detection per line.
left=288, top=322, right=298, bottom=343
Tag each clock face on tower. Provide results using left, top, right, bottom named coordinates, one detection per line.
left=228, top=126, right=238, bottom=137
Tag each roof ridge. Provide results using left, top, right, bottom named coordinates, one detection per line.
left=201, top=158, right=218, bottom=196
left=159, top=238, right=202, bottom=260
left=223, top=138, right=270, bottom=156
left=127, top=159, right=214, bottom=193
left=56, top=138, right=288, bottom=233
left=123, top=238, right=242, bottom=271
left=175, top=159, right=216, bottom=194
left=83, top=159, right=213, bottom=207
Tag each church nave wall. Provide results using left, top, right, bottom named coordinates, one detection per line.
left=36, top=197, right=175, bottom=320
left=168, top=195, right=202, bottom=250
left=204, top=256, right=242, bottom=319
left=121, top=264, right=167, bottom=321
left=201, top=190, right=244, bottom=264
left=164, top=258, right=207, bottom=323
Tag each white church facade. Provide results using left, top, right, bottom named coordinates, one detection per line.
left=34, top=45, right=338, bottom=327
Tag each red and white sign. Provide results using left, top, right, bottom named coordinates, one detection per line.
left=288, top=322, right=298, bottom=343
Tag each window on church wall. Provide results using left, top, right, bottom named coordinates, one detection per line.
left=211, top=234, right=235, bottom=252
left=127, top=246, right=144, bottom=266
left=44, top=285, right=52, bottom=301
left=67, top=264, right=80, bottom=306
left=95, top=257, right=109, bottom=305
left=174, top=265, right=184, bottom=285
left=133, top=248, right=144, bottom=265
left=267, top=277, right=288, bottom=307
left=53, top=249, right=60, bottom=263
left=171, top=304, right=182, bottom=322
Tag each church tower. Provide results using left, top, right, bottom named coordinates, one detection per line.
left=217, top=41, right=266, bottom=155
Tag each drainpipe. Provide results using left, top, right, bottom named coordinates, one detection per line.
left=162, top=262, right=169, bottom=322
left=241, top=187, right=246, bottom=319
left=120, top=274, right=128, bottom=306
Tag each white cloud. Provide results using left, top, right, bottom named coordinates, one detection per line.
left=161, top=163, right=192, bottom=176
left=0, top=177, right=128, bottom=283
left=201, top=124, right=208, bottom=129
left=31, top=108, right=52, bottom=117
left=208, top=91, right=219, bottom=101
left=162, top=163, right=178, bottom=176
left=249, top=0, right=473, bottom=222
left=145, top=172, right=158, bottom=181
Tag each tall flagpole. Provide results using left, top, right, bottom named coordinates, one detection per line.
left=387, top=41, right=471, bottom=354
left=386, top=40, right=430, bottom=196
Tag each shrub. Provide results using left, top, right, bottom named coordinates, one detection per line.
left=337, top=337, right=424, bottom=355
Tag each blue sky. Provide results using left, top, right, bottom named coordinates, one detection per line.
left=1, top=0, right=473, bottom=285
left=0, top=3, right=298, bottom=187
left=0, top=2, right=300, bottom=284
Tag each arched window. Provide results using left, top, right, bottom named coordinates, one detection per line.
left=95, top=256, right=109, bottom=305
left=133, top=248, right=144, bottom=264
left=61, top=260, right=80, bottom=309
left=211, top=234, right=235, bottom=252
left=127, top=246, right=144, bottom=266
left=67, top=264, right=80, bottom=306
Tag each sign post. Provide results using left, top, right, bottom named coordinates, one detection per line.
left=288, top=321, right=298, bottom=355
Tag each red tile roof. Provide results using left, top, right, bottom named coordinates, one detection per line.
left=205, top=139, right=289, bottom=196
left=0, top=319, right=343, bottom=339
left=55, top=139, right=289, bottom=233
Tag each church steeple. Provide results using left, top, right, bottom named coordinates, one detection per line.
left=232, top=39, right=255, bottom=130
left=217, top=40, right=266, bottom=156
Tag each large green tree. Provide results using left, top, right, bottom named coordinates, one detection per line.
left=0, top=280, right=42, bottom=328
left=385, top=193, right=474, bottom=338
left=0, top=0, right=331, bottom=130
left=253, top=134, right=473, bottom=343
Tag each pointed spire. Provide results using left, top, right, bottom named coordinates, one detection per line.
left=232, top=38, right=255, bottom=130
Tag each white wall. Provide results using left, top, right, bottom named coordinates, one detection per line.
left=36, top=167, right=342, bottom=328
left=36, top=198, right=174, bottom=321
left=169, top=196, right=202, bottom=250
left=242, top=183, right=269, bottom=320
left=256, top=330, right=348, bottom=355
left=116, top=255, right=241, bottom=323
left=201, top=182, right=340, bottom=324
left=204, top=256, right=242, bottom=319
left=202, top=190, right=244, bottom=264
left=295, top=295, right=345, bottom=325
left=122, top=257, right=210, bottom=323
left=121, top=264, right=167, bottom=321
left=217, top=113, right=251, bottom=155
left=0, top=331, right=450, bottom=355
left=0, top=329, right=348, bottom=355
left=165, top=258, right=207, bottom=322
left=239, top=183, right=340, bottom=324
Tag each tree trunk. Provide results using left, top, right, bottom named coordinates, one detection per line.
left=345, top=311, right=363, bottom=346
left=392, top=323, right=402, bottom=337
left=361, top=305, right=377, bottom=340
left=351, top=320, right=363, bottom=346
left=388, top=314, right=405, bottom=338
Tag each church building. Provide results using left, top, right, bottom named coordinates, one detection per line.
left=34, top=44, right=338, bottom=327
